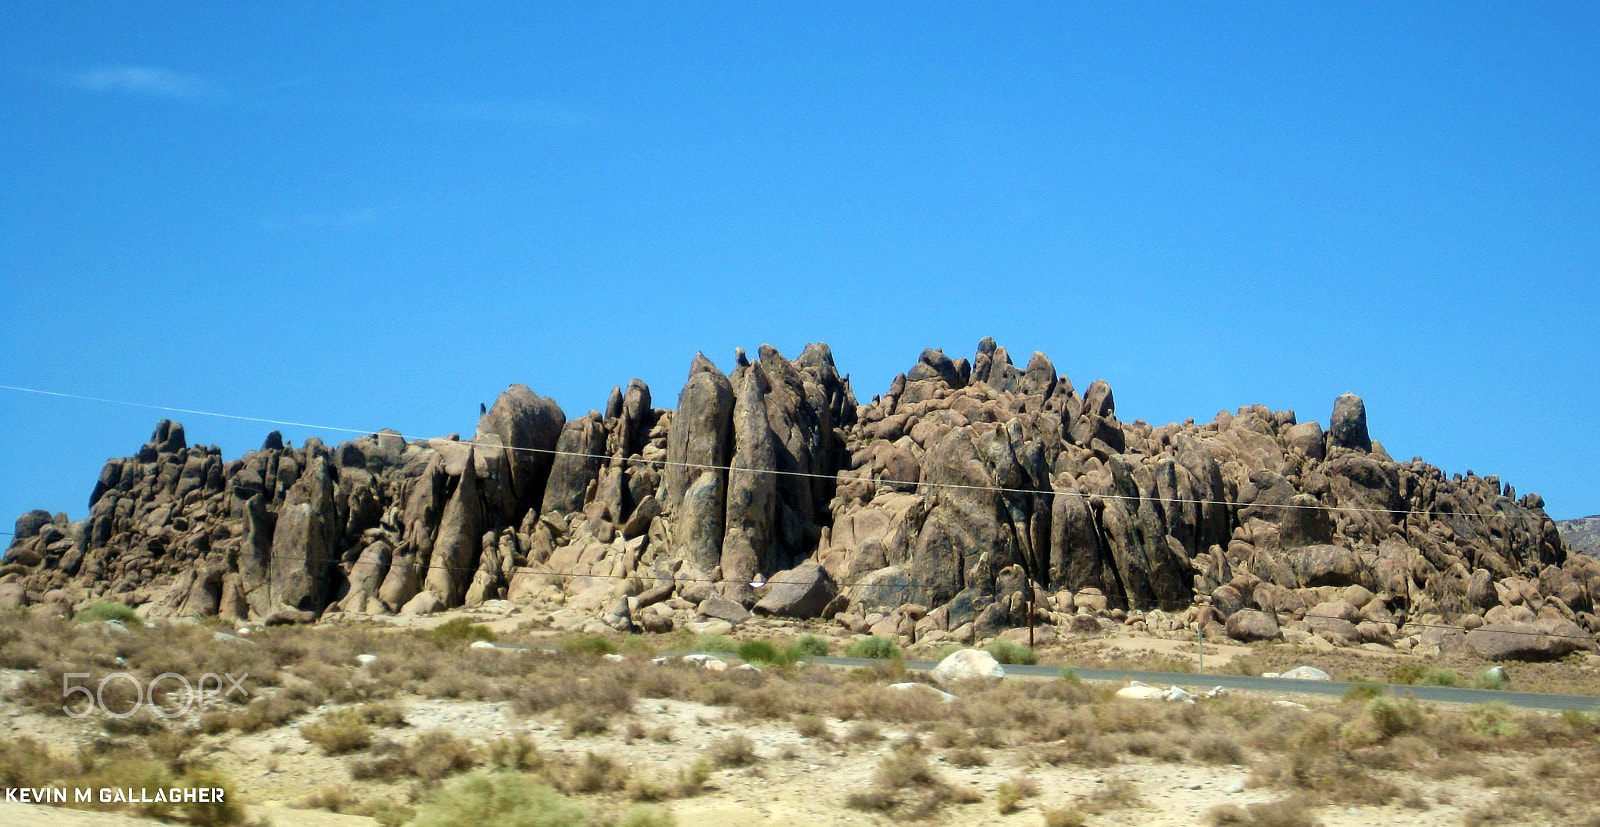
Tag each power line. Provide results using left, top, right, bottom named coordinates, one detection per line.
left=0, top=383, right=1543, bottom=522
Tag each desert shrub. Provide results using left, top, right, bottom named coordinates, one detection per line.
left=179, top=767, right=245, bottom=827
left=424, top=618, right=498, bottom=648
left=413, top=770, right=588, bottom=827
left=562, top=635, right=616, bottom=656
left=1365, top=697, right=1421, bottom=740
left=786, top=634, right=831, bottom=659
left=1461, top=702, right=1523, bottom=741
left=736, top=640, right=787, bottom=665
left=618, top=807, right=676, bottom=827
left=1075, top=777, right=1143, bottom=814
left=1388, top=664, right=1460, bottom=687
left=1207, top=795, right=1323, bottom=826
left=301, top=709, right=373, bottom=754
left=845, top=721, right=881, bottom=743
left=995, top=776, right=1036, bottom=814
left=672, top=758, right=712, bottom=797
left=1060, top=667, right=1084, bottom=686
left=1474, top=668, right=1512, bottom=691
left=1343, top=683, right=1383, bottom=701
left=564, top=751, right=630, bottom=794
left=710, top=734, right=758, bottom=767
left=987, top=639, right=1037, bottom=665
left=410, top=730, right=481, bottom=785
left=946, top=746, right=989, bottom=767
left=487, top=735, right=542, bottom=771
left=357, top=701, right=408, bottom=728
left=846, top=636, right=900, bottom=659
left=561, top=706, right=610, bottom=738
left=695, top=634, right=739, bottom=654
left=1043, top=808, right=1088, bottom=827
left=846, top=746, right=978, bottom=817
left=1191, top=732, right=1245, bottom=765
left=795, top=714, right=830, bottom=740
left=77, top=601, right=140, bottom=625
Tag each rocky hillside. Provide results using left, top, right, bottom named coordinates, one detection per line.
left=6, top=339, right=1595, bottom=660
left=1559, top=516, right=1600, bottom=557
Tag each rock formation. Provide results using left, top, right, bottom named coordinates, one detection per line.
left=4, top=340, right=1594, bottom=661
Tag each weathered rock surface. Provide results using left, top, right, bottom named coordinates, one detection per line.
left=931, top=648, right=1005, bottom=684
left=3, top=341, right=1588, bottom=663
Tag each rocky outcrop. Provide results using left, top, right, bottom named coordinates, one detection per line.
left=1558, top=516, right=1600, bottom=557
left=3, top=341, right=1587, bottom=663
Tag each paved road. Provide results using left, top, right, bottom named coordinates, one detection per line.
left=813, top=655, right=1600, bottom=712
left=500, top=643, right=1600, bottom=712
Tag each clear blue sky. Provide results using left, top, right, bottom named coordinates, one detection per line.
left=2, top=3, right=1596, bottom=526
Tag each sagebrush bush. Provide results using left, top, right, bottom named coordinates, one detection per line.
left=301, top=709, right=374, bottom=754
left=695, top=634, right=739, bottom=654
left=561, top=635, right=616, bottom=656
left=736, top=640, right=787, bottom=665
left=986, top=640, right=1037, bottom=665
left=846, top=636, right=900, bottom=659
left=785, top=634, right=831, bottom=660
left=424, top=618, right=498, bottom=648
left=710, top=735, right=757, bottom=767
left=76, top=601, right=141, bottom=624
left=413, top=771, right=588, bottom=827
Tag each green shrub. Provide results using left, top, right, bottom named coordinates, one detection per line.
left=561, top=635, right=617, bottom=656
left=1463, top=702, right=1523, bottom=740
left=1344, top=683, right=1383, bottom=701
left=846, top=636, right=900, bottom=660
left=76, top=601, right=140, bottom=625
left=1473, top=668, right=1511, bottom=691
left=695, top=634, right=739, bottom=654
left=710, top=735, right=757, bottom=767
left=424, top=619, right=498, bottom=648
left=413, top=771, right=589, bottom=827
left=736, top=640, right=787, bottom=665
left=987, top=640, right=1037, bottom=665
left=301, top=709, right=374, bottom=754
left=179, top=767, right=245, bottom=827
left=619, top=806, right=676, bottom=827
left=1389, top=664, right=1460, bottom=687
left=1366, top=697, right=1421, bottom=739
left=1043, top=808, right=1088, bottom=827
left=785, top=634, right=831, bottom=660
left=1060, top=667, right=1084, bottom=686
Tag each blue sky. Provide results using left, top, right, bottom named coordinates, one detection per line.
left=2, top=3, right=1596, bottom=525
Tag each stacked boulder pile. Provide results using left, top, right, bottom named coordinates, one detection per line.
left=4, top=339, right=1594, bottom=661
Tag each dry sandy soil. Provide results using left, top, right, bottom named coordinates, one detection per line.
left=3, top=604, right=1599, bottom=826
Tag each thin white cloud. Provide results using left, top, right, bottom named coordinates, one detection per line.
left=71, top=66, right=210, bottom=98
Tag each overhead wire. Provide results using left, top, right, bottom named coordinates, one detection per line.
left=0, top=383, right=1544, bottom=521
left=1, top=384, right=1586, bottom=644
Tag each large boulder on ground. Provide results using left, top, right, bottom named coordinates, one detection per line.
left=1225, top=609, right=1282, bottom=642
left=754, top=562, right=837, bottom=618
left=931, top=648, right=1005, bottom=684
left=1466, top=619, right=1593, bottom=661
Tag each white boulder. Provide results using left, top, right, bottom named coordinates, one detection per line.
left=931, top=648, right=1005, bottom=684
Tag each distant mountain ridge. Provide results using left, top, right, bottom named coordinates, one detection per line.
left=1559, top=516, right=1600, bottom=557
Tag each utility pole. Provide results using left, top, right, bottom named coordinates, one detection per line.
left=1027, top=585, right=1035, bottom=648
